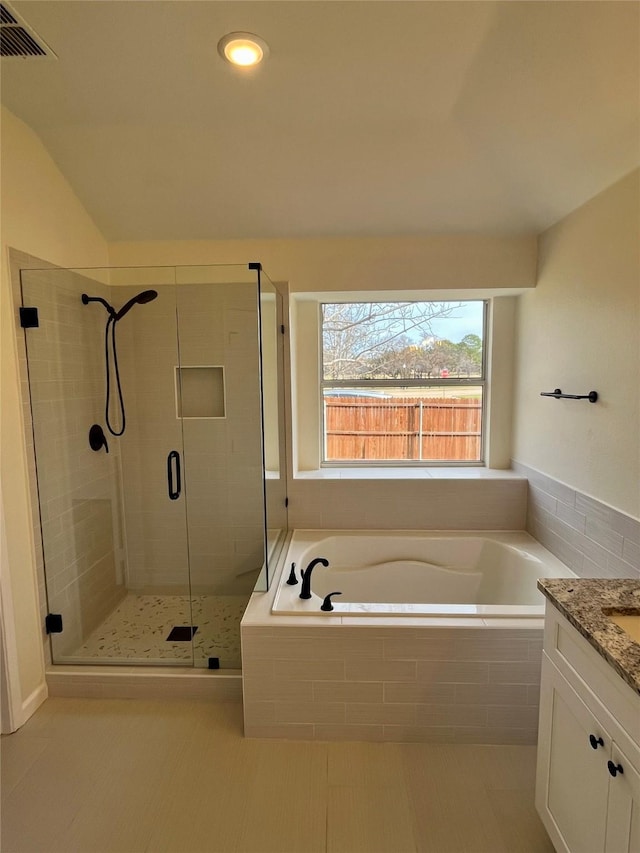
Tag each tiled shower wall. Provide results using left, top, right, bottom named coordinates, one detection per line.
left=116, top=281, right=265, bottom=594
left=512, top=461, right=640, bottom=579
left=12, top=253, right=126, bottom=660
left=178, top=283, right=265, bottom=594
left=13, top=257, right=266, bottom=665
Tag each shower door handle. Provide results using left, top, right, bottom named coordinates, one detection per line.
left=167, top=451, right=181, bottom=500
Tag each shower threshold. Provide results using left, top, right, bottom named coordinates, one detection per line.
left=45, top=664, right=243, bottom=701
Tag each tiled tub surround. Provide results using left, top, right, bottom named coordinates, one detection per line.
left=242, top=621, right=545, bottom=745
left=241, top=530, right=570, bottom=744
left=513, top=461, right=640, bottom=580
left=287, top=470, right=528, bottom=531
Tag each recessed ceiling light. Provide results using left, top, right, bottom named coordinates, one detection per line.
left=217, top=32, right=269, bottom=67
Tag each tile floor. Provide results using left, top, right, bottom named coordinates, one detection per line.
left=61, top=595, right=248, bottom=668
left=1, top=696, right=554, bottom=853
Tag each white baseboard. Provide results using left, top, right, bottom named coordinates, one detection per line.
left=20, top=681, right=48, bottom=727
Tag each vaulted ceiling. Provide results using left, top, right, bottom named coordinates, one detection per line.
left=2, top=1, right=638, bottom=241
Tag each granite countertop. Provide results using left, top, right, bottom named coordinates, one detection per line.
left=538, top=578, right=640, bottom=696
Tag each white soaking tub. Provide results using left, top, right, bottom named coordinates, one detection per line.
left=271, top=530, right=575, bottom=618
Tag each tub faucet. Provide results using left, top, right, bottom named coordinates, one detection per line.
left=299, top=557, right=329, bottom=600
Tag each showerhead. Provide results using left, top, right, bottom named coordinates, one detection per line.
left=114, top=289, right=158, bottom=321
left=81, top=293, right=116, bottom=317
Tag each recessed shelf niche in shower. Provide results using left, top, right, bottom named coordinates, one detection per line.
left=175, top=366, right=226, bottom=418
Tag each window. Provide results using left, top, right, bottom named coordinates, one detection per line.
left=321, top=301, right=486, bottom=464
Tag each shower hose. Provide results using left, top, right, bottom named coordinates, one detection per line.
left=105, top=315, right=126, bottom=436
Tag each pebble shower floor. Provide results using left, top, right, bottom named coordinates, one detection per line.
left=64, top=594, right=248, bottom=668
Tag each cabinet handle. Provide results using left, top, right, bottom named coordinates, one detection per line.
left=589, top=734, right=604, bottom=750
left=607, top=760, right=624, bottom=777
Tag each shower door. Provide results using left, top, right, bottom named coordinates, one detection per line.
left=174, top=267, right=266, bottom=669
left=21, top=264, right=267, bottom=669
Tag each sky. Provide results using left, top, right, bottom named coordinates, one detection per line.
left=427, top=301, right=484, bottom=343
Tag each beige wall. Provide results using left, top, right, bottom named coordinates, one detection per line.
left=1, top=107, right=109, bottom=728
left=512, top=170, right=640, bottom=518
left=109, top=234, right=537, bottom=294
left=110, top=235, right=537, bottom=487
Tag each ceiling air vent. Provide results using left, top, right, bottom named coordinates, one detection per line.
left=0, top=2, right=55, bottom=59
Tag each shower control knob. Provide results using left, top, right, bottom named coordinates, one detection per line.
left=89, top=424, right=109, bottom=454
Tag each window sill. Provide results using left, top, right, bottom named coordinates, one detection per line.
left=293, top=467, right=525, bottom=481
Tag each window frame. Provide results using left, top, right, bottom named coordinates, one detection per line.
left=319, top=299, right=488, bottom=467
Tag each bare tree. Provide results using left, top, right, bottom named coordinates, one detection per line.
left=322, top=302, right=464, bottom=380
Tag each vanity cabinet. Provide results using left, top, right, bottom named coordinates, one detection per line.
left=536, top=604, right=640, bottom=853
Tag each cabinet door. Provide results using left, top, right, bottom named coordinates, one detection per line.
left=605, top=741, right=640, bottom=853
left=538, top=656, right=610, bottom=853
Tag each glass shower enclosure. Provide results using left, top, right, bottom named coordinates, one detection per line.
left=20, top=263, right=286, bottom=669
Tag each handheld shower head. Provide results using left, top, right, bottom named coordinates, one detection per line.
left=114, top=289, right=158, bottom=321
left=82, top=288, right=159, bottom=438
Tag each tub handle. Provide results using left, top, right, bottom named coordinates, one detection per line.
left=320, top=591, right=342, bottom=612
left=286, top=563, right=298, bottom=585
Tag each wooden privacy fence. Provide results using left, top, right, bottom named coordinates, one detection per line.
left=324, top=396, right=481, bottom=461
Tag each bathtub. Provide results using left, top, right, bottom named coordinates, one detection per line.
left=271, top=530, right=575, bottom=618
left=244, top=530, right=576, bottom=743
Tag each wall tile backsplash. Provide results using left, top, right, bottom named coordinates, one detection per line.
left=512, top=461, right=640, bottom=579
